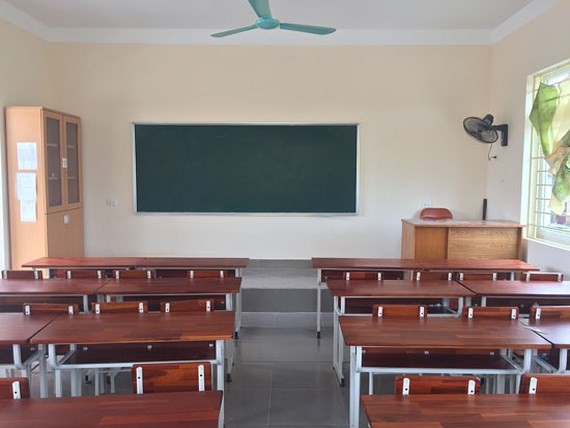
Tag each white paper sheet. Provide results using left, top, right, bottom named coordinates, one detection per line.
left=17, top=142, right=38, bottom=170
left=20, top=200, right=36, bottom=222
left=16, top=172, right=36, bottom=201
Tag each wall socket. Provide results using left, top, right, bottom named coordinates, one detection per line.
left=423, top=202, right=432, bottom=208
left=106, top=199, right=118, bottom=207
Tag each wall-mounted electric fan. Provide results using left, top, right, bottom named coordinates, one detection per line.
left=211, top=0, right=336, bottom=38
left=463, top=114, right=509, bottom=146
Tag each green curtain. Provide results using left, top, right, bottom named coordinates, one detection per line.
left=529, top=81, right=570, bottom=215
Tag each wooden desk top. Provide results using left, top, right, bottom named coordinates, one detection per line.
left=362, top=393, right=570, bottom=427
left=402, top=219, right=523, bottom=228
left=23, top=257, right=144, bottom=269
left=0, top=313, right=55, bottom=345
left=339, top=316, right=551, bottom=350
left=312, top=258, right=423, bottom=270
left=0, top=390, right=222, bottom=427
left=327, top=279, right=474, bottom=298
left=419, top=259, right=539, bottom=272
left=136, top=257, right=249, bottom=269
left=30, top=312, right=235, bottom=345
left=98, top=277, right=241, bottom=295
left=528, top=319, right=570, bottom=348
left=460, top=280, right=570, bottom=297
left=0, top=278, right=108, bottom=295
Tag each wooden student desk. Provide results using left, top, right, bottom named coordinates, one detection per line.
left=97, top=277, right=242, bottom=381
left=527, top=318, right=570, bottom=373
left=0, top=390, right=223, bottom=427
left=23, top=257, right=145, bottom=270
left=136, top=257, right=249, bottom=272
left=0, top=313, right=56, bottom=398
left=419, top=258, right=538, bottom=276
left=130, top=260, right=247, bottom=337
left=327, top=279, right=474, bottom=385
left=361, top=393, right=570, bottom=427
left=339, top=315, right=551, bottom=428
left=30, top=311, right=235, bottom=405
left=401, top=219, right=524, bottom=259
left=311, top=258, right=424, bottom=337
left=459, top=280, right=570, bottom=307
left=0, top=278, right=108, bottom=313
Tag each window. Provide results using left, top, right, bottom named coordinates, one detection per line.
left=525, top=60, right=570, bottom=249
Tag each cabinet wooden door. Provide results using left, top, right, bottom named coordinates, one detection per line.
left=46, top=209, right=84, bottom=257
left=63, top=116, right=82, bottom=210
left=44, top=111, right=64, bottom=213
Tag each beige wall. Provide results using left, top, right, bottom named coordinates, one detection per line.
left=0, top=18, right=53, bottom=268
left=489, top=1, right=570, bottom=275
left=45, top=43, right=491, bottom=258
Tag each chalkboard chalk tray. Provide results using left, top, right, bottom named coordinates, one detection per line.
left=134, top=124, right=358, bottom=214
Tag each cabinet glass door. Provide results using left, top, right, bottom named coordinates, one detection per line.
left=45, top=115, right=62, bottom=208
left=65, top=118, right=81, bottom=206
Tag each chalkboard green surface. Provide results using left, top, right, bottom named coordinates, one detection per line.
left=134, top=124, right=358, bottom=213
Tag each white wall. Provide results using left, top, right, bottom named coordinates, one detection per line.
left=46, top=44, right=492, bottom=258
left=0, top=19, right=53, bottom=268
left=488, top=1, right=570, bottom=275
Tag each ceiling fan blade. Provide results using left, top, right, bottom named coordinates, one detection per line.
left=211, top=25, right=258, bottom=38
left=248, top=0, right=272, bottom=19
left=279, top=22, right=336, bottom=35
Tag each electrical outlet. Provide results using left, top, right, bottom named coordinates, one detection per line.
left=423, top=201, right=432, bottom=208
left=106, top=199, right=118, bottom=207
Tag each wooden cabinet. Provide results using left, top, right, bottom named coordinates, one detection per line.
left=401, top=219, right=523, bottom=260
left=5, top=107, right=84, bottom=269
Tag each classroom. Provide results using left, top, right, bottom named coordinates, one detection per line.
left=0, top=1, right=569, bottom=427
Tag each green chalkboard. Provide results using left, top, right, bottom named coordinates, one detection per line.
left=134, top=124, right=358, bottom=213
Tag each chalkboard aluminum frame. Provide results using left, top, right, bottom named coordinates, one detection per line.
left=132, top=123, right=360, bottom=215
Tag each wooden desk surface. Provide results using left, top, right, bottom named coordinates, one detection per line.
left=327, top=279, right=474, bottom=298
left=339, top=316, right=551, bottom=350
left=419, top=259, right=539, bottom=272
left=312, top=258, right=423, bottom=270
left=528, top=319, right=570, bottom=348
left=0, top=278, right=108, bottom=295
left=0, top=390, right=222, bottom=427
left=136, top=257, right=249, bottom=269
left=30, top=312, right=235, bottom=345
left=460, top=280, right=570, bottom=298
left=23, top=257, right=144, bottom=269
left=402, top=219, right=523, bottom=228
left=98, top=277, right=241, bottom=295
left=362, top=393, right=570, bottom=427
left=0, top=313, right=55, bottom=345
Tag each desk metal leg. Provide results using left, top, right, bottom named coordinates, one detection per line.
left=481, top=296, right=487, bottom=307
left=332, top=297, right=344, bottom=385
left=82, top=295, right=89, bottom=313
left=559, top=349, right=568, bottom=373
left=216, top=340, right=225, bottom=428
left=457, top=297, right=464, bottom=317
left=316, top=284, right=322, bottom=338
left=37, top=344, right=48, bottom=398
left=235, top=291, right=242, bottom=339
left=48, top=344, right=63, bottom=398
left=349, top=346, right=361, bottom=428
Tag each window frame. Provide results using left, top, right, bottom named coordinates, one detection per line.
left=524, top=60, right=570, bottom=250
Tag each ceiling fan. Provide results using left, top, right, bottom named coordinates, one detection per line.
left=211, top=0, right=336, bottom=38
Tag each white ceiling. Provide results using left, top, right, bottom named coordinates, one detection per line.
left=0, top=0, right=559, bottom=45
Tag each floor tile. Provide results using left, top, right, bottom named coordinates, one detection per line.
left=269, top=387, right=348, bottom=426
